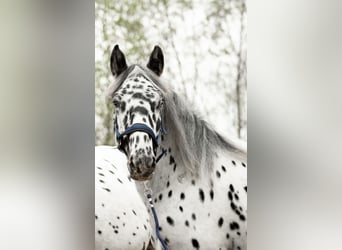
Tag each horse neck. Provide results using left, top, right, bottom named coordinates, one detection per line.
left=146, top=133, right=215, bottom=193
left=148, top=131, right=245, bottom=189
left=150, top=135, right=186, bottom=192
left=135, top=92, right=245, bottom=195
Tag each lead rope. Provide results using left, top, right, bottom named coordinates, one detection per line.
left=144, top=182, right=169, bottom=250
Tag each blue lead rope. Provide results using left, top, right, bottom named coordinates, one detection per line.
left=146, top=193, right=169, bottom=250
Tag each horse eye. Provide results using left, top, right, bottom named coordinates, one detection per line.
left=113, top=100, right=120, bottom=108
left=157, top=100, right=164, bottom=109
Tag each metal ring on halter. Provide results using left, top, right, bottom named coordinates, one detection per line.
left=143, top=181, right=153, bottom=198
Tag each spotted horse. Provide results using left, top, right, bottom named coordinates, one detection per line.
left=95, top=146, right=160, bottom=250
left=104, top=44, right=247, bottom=250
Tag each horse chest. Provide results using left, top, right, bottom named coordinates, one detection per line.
left=143, top=150, right=247, bottom=250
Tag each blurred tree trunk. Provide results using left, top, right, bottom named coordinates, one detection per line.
left=235, top=1, right=246, bottom=138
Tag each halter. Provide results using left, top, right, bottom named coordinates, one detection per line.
left=114, top=121, right=167, bottom=161
left=114, top=122, right=168, bottom=250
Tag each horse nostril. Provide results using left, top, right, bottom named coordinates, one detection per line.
left=129, top=152, right=156, bottom=178
left=145, top=156, right=155, bottom=169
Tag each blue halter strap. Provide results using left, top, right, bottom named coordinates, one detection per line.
left=114, top=122, right=167, bottom=161
left=114, top=123, right=162, bottom=146
left=114, top=123, right=167, bottom=152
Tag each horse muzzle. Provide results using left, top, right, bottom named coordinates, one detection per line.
left=128, top=155, right=156, bottom=181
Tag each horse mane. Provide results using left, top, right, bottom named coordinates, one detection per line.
left=163, top=89, right=246, bottom=174
left=107, top=64, right=246, bottom=174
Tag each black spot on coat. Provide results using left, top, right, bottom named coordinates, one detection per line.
left=218, top=217, right=224, bottom=227
left=166, top=216, right=174, bottom=226
left=230, top=221, right=240, bottom=230
left=228, top=191, right=233, bottom=201
left=191, top=238, right=200, bottom=249
left=169, top=155, right=175, bottom=165
left=199, top=188, right=205, bottom=202
left=180, top=193, right=185, bottom=200
left=210, top=190, right=214, bottom=200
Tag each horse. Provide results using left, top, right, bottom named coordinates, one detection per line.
left=95, top=146, right=160, bottom=250
left=105, top=44, right=247, bottom=250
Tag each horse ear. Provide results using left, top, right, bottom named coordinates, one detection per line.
left=110, top=45, right=128, bottom=76
left=147, top=45, right=164, bottom=76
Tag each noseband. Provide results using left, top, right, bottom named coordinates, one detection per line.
left=114, top=122, right=167, bottom=161
left=115, top=123, right=162, bottom=147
